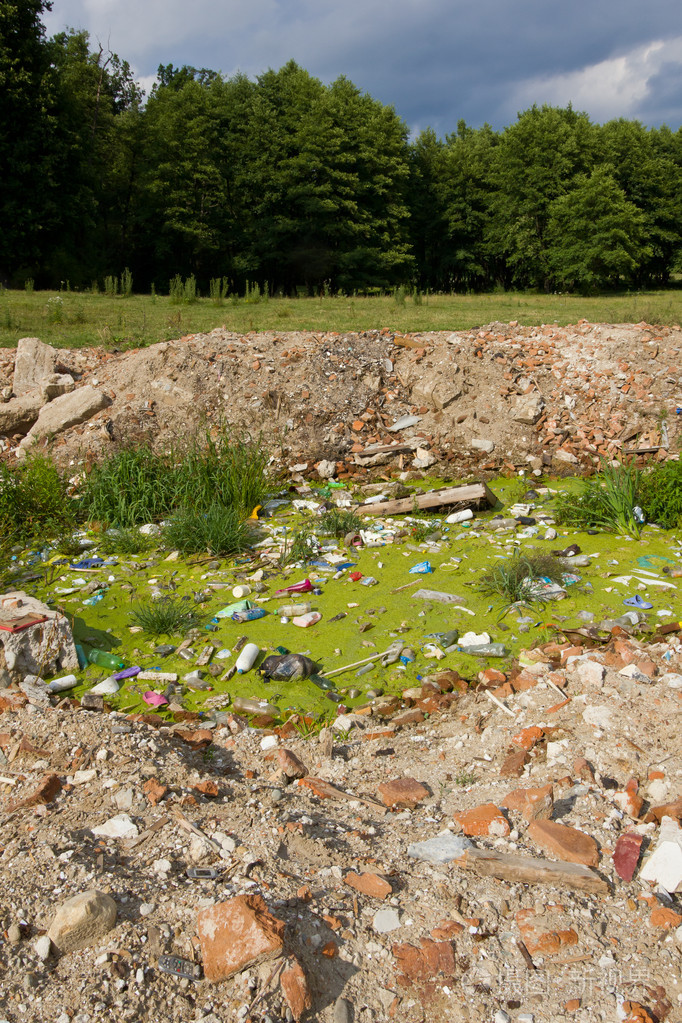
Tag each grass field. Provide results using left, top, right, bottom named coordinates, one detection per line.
left=1, top=287, right=681, bottom=349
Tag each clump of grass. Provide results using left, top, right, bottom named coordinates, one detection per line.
left=52, top=531, right=85, bottom=558
left=79, top=446, right=177, bottom=528
left=0, top=455, right=76, bottom=546
left=408, top=515, right=441, bottom=542
left=555, top=458, right=642, bottom=538
left=162, top=502, right=252, bottom=556
left=638, top=460, right=682, bottom=528
left=130, top=595, right=210, bottom=636
left=281, top=526, right=319, bottom=565
left=319, top=508, right=363, bottom=538
left=479, top=549, right=565, bottom=606
left=80, top=426, right=270, bottom=529
left=96, top=527, right=156, bottom=556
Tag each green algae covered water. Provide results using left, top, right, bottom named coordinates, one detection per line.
left=9, top=476, right=682, bottom=724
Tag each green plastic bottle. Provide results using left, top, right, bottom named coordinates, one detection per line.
left=86, top=648, right=125, bottom=670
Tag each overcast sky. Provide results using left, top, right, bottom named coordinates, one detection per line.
left=42, top=0, right=682, bottom=136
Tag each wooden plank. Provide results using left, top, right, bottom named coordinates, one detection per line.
left=355, top=483, right=495, bottom=517
left=458, top=847, right=608, bottom=894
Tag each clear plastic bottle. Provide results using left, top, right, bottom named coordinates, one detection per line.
left=456, top=643, right=509, bottom=657
left=232, top=696, right=279, bottom=716
left=278, top=603, right=312, bottom=616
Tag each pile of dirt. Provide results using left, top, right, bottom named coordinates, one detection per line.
left=1, top=321, right=680, bottom=475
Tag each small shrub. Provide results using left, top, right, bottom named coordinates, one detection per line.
left=319, top=508, right=363, bottom=538
left=130, top=595, right=210, bottom=636
left=96, top=527, right=155, bottom=556
left=162, top=502, right=252, bottom=556
left=24, top=278, right=34, bottom=293
left=555, top=458, right=642, bottom=538
left=281, top=526, right=319, bottom=565
left=121, top=267, right=133, bottom=297
left=393, top=285, right=406, bottom=306
left=104, top=275, right=118, bottom=297
left=639, top=460, right=682, bottom=528
left=209, top=277, right=229, bottom=305
left=0, top=455, right=75, bottom=545
left=479, top=549, right=565, bottom=606
left=169, top=274, right=197, bottom=304
left=46, top=295, right=63, bottom=323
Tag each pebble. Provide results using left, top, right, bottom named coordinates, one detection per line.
left=372, top=908, right=400, bottom=933
left=33, top=935, right=52, bottom=961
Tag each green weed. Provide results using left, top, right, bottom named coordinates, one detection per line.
left=281, top=526, right=318, bottom=565
left=79, top=446, right=177, bottom=528
left=162, top=502, right=252, bottom=556
left=319, top=508, right=363, bottom=538
left=479, top=549, right=565, bottom=606
left=169, top=274, right=198, bottom=304
left=639, top=460, right=682, bottom=528
left=129, top=594, right=211, bottom=636
left=0, top=455, right=75, bottom=546
left=96, top=527, right=156, bottom=556
left=555, top=458, right=642, bottom=537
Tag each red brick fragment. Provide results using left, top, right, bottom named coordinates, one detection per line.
left=452, top=803, right=510, bottom=837
left=528, top=820, right=599, bottom=867
left=197, top=895, right=285, bottom=982
left=377, top=777, right=429, bottom=809
left=280, top=958, right=312, bottom=1020
left=143, top=778, right=168, bottom=805
left=613, top=833, right=643, bottom=882
left=501, top=783, right=553, bottom=822
left=277, top=748, right=308, bottom=780
left=344, top=872, right=392, bottom=900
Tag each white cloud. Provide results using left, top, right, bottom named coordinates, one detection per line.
left=509, top=36, right=682, bottom=122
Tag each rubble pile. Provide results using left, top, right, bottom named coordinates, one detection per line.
left=0, top=322, right=680, bottom=476
left=0, top=623, right=680, bottom=1022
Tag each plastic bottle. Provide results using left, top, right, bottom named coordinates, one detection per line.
left=278, top=603, right=312, bottom=616
left=456, top=643, right=509, bottom=657
left=231, top=608, right=267, bottom=623
left=260, top=653, right=317, bottom=681
left=46, top=674, right=78, bottom=693
left=236, top=643, right=260, bottom=674
left=232, top=584, right=251, bottom=598
left=232, top=696, right=279, bottom=716
left=274, top=579, right=313, bottom=596
left=75, top=644, right=88, bottom=670
left=292, top=611, right=322, bottom=627
left=438, top=629, right=460, bottom=648
left=445, top=508, right=473, bottom=524
left=86, top=648, right=125, bottom=670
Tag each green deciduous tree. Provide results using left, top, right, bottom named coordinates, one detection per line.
left=546, top=167, right=649, bottom=292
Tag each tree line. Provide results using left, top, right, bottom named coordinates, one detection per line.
left=3, top=1, right=682, bottom=295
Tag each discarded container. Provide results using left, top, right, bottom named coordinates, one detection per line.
left=46, top=674, right=78, bottom=693
left=399, top=647, right=416, bottom=666
left=274, top=579, right=313, bottom=596
left=360, top=576, right=378, bottom=586
left=278, top=603, right=312, bottom=616
left=231, top=608, right=267, bottom=623
left=87, top=648, right=124, bottom=671
left=260, top=653, right=317, bottom=681
left=232, top=696, right=279, bottom=716
left=409, top=561, right=433, bottom=574
left=437, top=629, right=460, bottom=647
left=457, top=643, right=509, bottom=657
left=215, top=599, right=254, bottom=619
left=381, top=640, right=404, bottom=665
left=235, top=643, right=260, bottom=674
left=232, top=584, right=251, bottom=598
left=292, top=611, right=322, bottom=627
left=445, top=508, right=473, bottom=524
left=75, top=644, right=88, bottom=670
left=356, top=663, right=375, bottom=676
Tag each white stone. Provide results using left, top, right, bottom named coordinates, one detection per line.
left=91, top=813, right=138, bottom=840
left=260, top=735, right=278, bottom=751
left=47, top=890, right=117, bottom=954
left=372, top=909, right=401, bottom=933
left=640, top=818, right=682, bottom=892
left=583, top=705, right=614, bottom=730
left=407, top=832, right=472, bottom=863
left=576, top=660, right=605, bottom=685
left=471, top=438, right=495, bottom=454
left=73, top=769, right=97, bottom=786
left=317, top=459, right=337, bottom=479
left=33, top=934, right=52, bottom=961
left=661, top=672, right=682, bottom=690
left=153, top=858, right=172, bottom=874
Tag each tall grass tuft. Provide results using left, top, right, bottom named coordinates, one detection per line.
left=169, top=274, right=198, bottom=304
left=209, top=277, right=230, bottom=305
left=79, top=447, right=178, bottom=528
left=319, top=508, right=363, bottom=538
left=639, top=460, right=682, bottom=528
left=479, top=550, right=566, bottom=607
left=555, top=458, right=642, bottom=538
left=130, top=594, right=210, bottom=636
left=162, top=502, right=252, bottom=556
left=121, top=267, right=133, bottom=297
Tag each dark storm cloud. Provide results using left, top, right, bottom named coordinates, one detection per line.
left=43, top=0, right=682, bottom=132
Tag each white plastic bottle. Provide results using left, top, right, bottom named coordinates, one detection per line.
left=446, top=508, right=473, bottom=524
left=278, top=603, right=312, bottom=616
left=236, top=643, right=260, bottom=674
left=232, top=584, right=252, bottom=598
